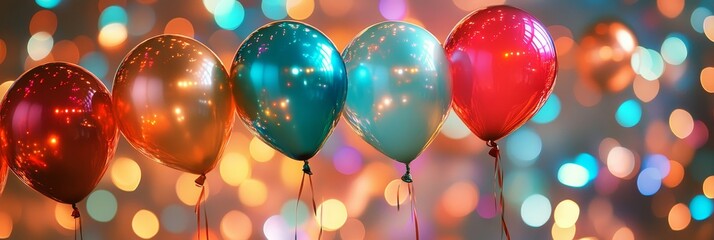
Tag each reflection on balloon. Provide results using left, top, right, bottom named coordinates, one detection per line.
left=342, top=21, right=451, bottom=164
left=576, top=20, right=638, bottom=92
left=0, top=62, right=118, bottom=204
left=113, top=34, right=234, bottom=175
left=230, top=21, right=347, bottom=161
left=0, top=81, right=14, bottom=196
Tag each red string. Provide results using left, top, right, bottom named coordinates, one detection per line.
left=71, top=203, right=83, bottom=240
left=408, top=183, right=420, bottom=240
left=396, top=183, right=401, bottom=212
left=296, top=161, right=322, bottom=240
left=194, top=174, right=209, bottom=240
left=488, top=140, right=510, bottom=240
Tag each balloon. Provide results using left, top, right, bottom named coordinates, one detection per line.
left=230, top=21, right=347, bottom=161
left=444, top=5, right=558, bottom=141
left=342, top=21, right=452, bottom=164
left=0, top=63, right=118, bottom=204
left=113, top=35, right=234, bottom=175
left=0, top=81, right=12, bottom=196
left=576, top=20, right=637, bottom=92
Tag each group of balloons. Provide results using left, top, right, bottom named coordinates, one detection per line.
left=0, top=5, right=557, bottom=238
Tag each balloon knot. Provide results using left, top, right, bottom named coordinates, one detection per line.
left=302, top=161, right=313, bottom=175
left=487, top=140, right=499, bottom=157
left=401, top=164, right=413, bottom=183
left=71, top=203, right=80, bottom=219
left=194, top=174, right=207, bottom=187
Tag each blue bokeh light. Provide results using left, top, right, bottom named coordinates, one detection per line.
left=574, top=153, right=599, bottom=181
left=637, top=168, right=662, bottom=196
left=214, top=0, right=244, bottom=30
left=690, top=194, right=713, bottom=221
left=615, top=99, right=642, bottom=128
left=99, top=5, right=128, bottom=29
left=532, top=94, right=561, bottom=124
left=505, top=127, right=542, bottom=166
left=262, top=0, right=287, bottom=20
left=558, top=163, right=589, bottom=188
left=36, top=0, right=60, bottom=9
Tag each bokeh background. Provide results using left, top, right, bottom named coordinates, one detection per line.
left=1, top=0, right=714, bottom=239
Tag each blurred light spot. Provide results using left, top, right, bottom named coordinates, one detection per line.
left=316, top=199, right=348, bottom=231
left=701, top=67, right=714, bottom=93
left=238, top=179, right=268, bottom=207
left=690, top=195, right=713, bottom=220
left=477, top=194, right=497, bottom=219
left=110, top=157, right=141, bottom=192
left=161, top=204, right=189, bottom=233
left=631, top=47, right=664, bottom=81
left=339, top=218, right=365, bottom=240
left=520, top=194, right=551, bottom=227
left=532, top=94, right=561, bottom=124
left=333, top=146, right=363, bottom=175
left=554, top=199, right=579, bottom=228
left=633, top=76, right=659, bottom=102
left=27, top=32, right=53, bottom=61
left=263, top=215, right=289, bottom=240
left=319, top=0, right=353, bottom=17
left=440, top=110, right=471, bottom=139
left=30, top=10, right=57, bottom=35
left=221, top=210, right=252, bottom=240
left=281, top=199, right=309, bottom=227
left=558, top=163, right=589, bottom=187
left=86, top=189, right=117, bottom=222
left=505, top=127, right=542, bottom=166
left=663, top=160, right=684, bottom=188
left=128, top=4, right=155, bottom=36
left=250, top=137, right=276, bottom=162
left=54, top=203, right=75, bottom=230
left=52, top=40, right=80, bottom=63
left=574, top=153, right=599, bottom=181
left=612, top=227, right=634, bottom=240
left=176, top=173, right=208, bottom=205
left=668, top=203, right=691, bottom=231
left=98, top=23, right=127, bottom=48
left=286, top=0, right=315, bottom=20
left=657, top=0, right=684, bottom=18
left=637, top=168, right=662, bottom=196
left=704, top=16, right=714, bottom=42
left=36, top=0, right=60, bottom=8
left=384, top=179, right=408, bottom=206
left=691, top=7, right=712, bottom=33
left=441, top=181, right=479, bottom=218
left=646, top=121, right=669, bottom=153
left=379, top=0, right=406, bottom=20
left=669, top=109, right=694, bottom=139
left=551, top=224, right=576, bottom=240
left=452, top=0, right=505, bottom=11
left=607, top=146, right=635, bottom=178
left=615, top=99, right=641, bottom=128
left=262, top=0, right=287, bottom=20
left=704, top=176, right=714, bottom=198
left=0, top=212, right=12, bottom=239
left=214, top=0, right=244, bottom=30
left=220, top=152, right=251, bottom=186
left=203, top=0, right=220, bottom=13
left=644, top=154, right=670, bottom=177
left=573, top=79, right=602, bottom=107
left=79, top=52, right=108, bottom=80
left=280, top=157, right=304, bottom=188
left=661, top=34, right=688, bottom=65
left=99, top=5, right=128, bottom=29
left=164, top=17, right=194, bottom=38
left=504, top=169, right=546, bottom=205
left=133, top=209, right=159, bottom=239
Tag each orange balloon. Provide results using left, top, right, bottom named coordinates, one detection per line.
left=113, top=35, right=235, bottom=175
left=576, top=20, right=638, bottom=92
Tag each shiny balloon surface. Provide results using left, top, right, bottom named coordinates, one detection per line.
left=342, top=21, right=452, bottom=163
left=230, top=21, right=347, bottom=161
left=576, top=20, right=637, bottom=92
left=0, top=81, right=13, bottom=196
left=113, top=35, right=234, bottom=174
left=445, top=5, right=558, bottom=141
left=0, top=63, right=118, bottom=204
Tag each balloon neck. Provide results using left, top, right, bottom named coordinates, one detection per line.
left=194, top=174, right=207, bottom=187
left=302, top=161, right=313, bottom=175
left=401, top=164, right=413, bottom=183
left=487, top=140, right=499, bottom=157
left=71, top=203, right=80, bottom=219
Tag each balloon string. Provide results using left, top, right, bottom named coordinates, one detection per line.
left=487, top=140, right=510, bottom=240
left=194, top=174, right=209, bottom=240
left=295, top=161, right=322, bottom=240
left=398, top=164, right=418, bottom=240
left=71, top=203, right=83, bottom=240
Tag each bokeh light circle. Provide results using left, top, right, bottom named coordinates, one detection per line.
left=520, top=194, right=551, bottom=227
left=132, top=209, right=159, bottom=239
left=615, top=99, right=642, bottom=128
left=86, top=189, right=118, bottom=222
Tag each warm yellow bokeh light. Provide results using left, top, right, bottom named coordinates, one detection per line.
left=98, top=23, right=127, bottom=48
left=318, top=0, right=352, bottom=17
left=705, top=16, right=714, bottom=42
left=280, top=156, right=304, bottom=188
left=220, top=210, right=252, bottom=240
left=249, top=137, right=275, bottom=162
left=668, top=203, right=690, bottom=231
left=669, top=109, right=694, bottom=139
left=164, top=17, right=195, bottom=38
left=132, top=209, right=159, bottom=239
left=0, top=212, right=13, bottom=239
left=452, top=0, right=505, bottom=11
left=286, top=0, right=315, bottom=20
left=607, top=146, right=636, bottom=179
left=612, top=226, right=635, bottom=240
left=441, top=181, right=479, bottom=218
left=656, top=0, right=684, bottom=18
left=219, top=152, right=251, bottom=186
left=703, top=176, right=714, bottom=199
left=700, top=67, right=714, bottom=93
left=551, top=224, right=576, bottom=240
left=238, top=179, right=268, bottom=207
left=383, top=179, right=409, bottom=207
left=54, top=203, right=75, bottom=230
left=339, top=218, right=366, bottom=240
left=111, top=157, right=142, bottom=192
left=663, top=160, right=684, bottom=188
left=554, top=199, right=580, bottom=228
left=633, top=77, right=659, bottom=103
left=176, top=173, right=209, bottom=205
left=316, top=199, right=348, bottom=231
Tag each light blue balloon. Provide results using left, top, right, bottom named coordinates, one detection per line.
left=342, top=21, right=452, bottom=164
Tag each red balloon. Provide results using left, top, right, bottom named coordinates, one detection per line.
left=445, top=5, right=558, bottom=141
left=0, top=63, right=118, bottom=204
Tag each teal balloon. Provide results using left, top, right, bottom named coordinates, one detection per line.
left=230, top=21, right=347, bottom=161
left=342, top=22, right=452, bottom=164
